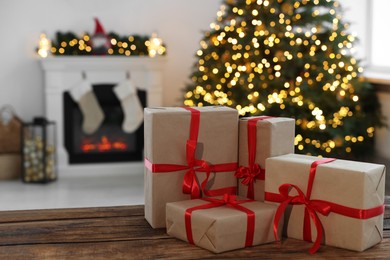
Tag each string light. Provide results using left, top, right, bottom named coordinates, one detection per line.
left=183, top=0, right=380, bottom=157
left=39, top=31, right=165, bottom=56
left=146, top=33, right=166, bottom=58
left=38, top=33, right=51, bottom=58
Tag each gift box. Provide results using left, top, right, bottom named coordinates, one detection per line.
left=265, top=154, right=386, bottom=253
left=236, top=116, right=295, bottom=201
left=144, top=106, right=238, bottom=228
left=166, top=195, right=282, bottom=253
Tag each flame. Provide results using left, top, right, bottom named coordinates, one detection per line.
left=81, top=136, right=127, bottom=153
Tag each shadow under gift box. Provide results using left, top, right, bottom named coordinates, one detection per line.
left=144, top=106, right=238, bottom=228
left=166, top=198, right=282, bottom=253
left=265, top=154, right=386, bottom=252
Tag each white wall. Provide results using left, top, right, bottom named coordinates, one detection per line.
left=0, top=0, right=221, bottom=121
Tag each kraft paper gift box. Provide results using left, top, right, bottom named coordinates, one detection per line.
left=144, top=106, right=238, bottom=228
left=166, top=195, right=283, bottom=253
left=236, top=116, right=295, bottom=201
left=265, top=154, right=386, bottom=253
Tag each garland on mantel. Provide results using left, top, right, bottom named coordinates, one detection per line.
left=48, top=31, right=167, bottom=56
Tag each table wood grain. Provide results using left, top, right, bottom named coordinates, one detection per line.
left=0, top=197, right=389, bottom=259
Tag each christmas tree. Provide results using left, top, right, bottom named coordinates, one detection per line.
left=183, top=0, right=382, bottom=159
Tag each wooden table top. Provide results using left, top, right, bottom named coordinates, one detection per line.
left=0, top=198, right=389, bottom=259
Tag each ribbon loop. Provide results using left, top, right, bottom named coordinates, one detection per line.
left=272, top=158, right=336, bottom=254
left=183, top=168, right=200, bottom=199
left=236, top=117, right=272, bottom=199
left=186, top=139, right=197, bottom=167
left=235, top=164, right=262, bottom=183
left=145, top=107, right=237, bottom=199
left=222, top=194, right=238, bottom=205
left=273, top=183, right=327, bottom=254
left=235, top=163, right=265, bottom=200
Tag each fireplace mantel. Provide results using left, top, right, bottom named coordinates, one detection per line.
left=41, top=56, right=166, bottom=71
left=41, top=56, right=165, bottom=107
left=40, top=56, right=166, bottom=175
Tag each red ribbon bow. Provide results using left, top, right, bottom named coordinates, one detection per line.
left=273, top=158, right=335, bottom=254
left=144, top=107, right=237, bottom=199
left=182, top=139, right=212, bottom=198
left=265, top=158, right=386, bottom=254
left=273, top=183, right=333, bottom=254
left=185, top=194, right=255, bottom=247
left=236, top=116, right=272, bottom=199
left=235, top=163, right=264, bottom=199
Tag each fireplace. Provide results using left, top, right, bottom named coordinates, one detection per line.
left=63, top=84, right=146, bottom=164
left=40, top=56, right=165, bottom=174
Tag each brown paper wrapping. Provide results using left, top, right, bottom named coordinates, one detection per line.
left=238, top=117, right=295, bottom=201
left=144, top=106, right=238, bottom=228
left=166, top=198, right=282, bottom=253
left=265, top=154, right=386, bottom=252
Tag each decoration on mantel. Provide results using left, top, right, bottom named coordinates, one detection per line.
left=146, top=33, right=165, bottom=58
left=37, top=18, right=166, bottom=57
left=37, top=33, right=51, bottom=58
left=90, top=18, right=111, bottom=55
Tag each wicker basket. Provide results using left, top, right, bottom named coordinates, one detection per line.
left=0, top=105, right=22, bottom=180
left=0, top=154, right=21, bottom=180
left=0, top=105, right=22, bottom=153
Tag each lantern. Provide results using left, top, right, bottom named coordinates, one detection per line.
left=22, top=117, right=57, bottom=183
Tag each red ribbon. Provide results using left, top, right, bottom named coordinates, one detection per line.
left=185, top=194, right=255, bottom=247
left=145, top=107, right=237, bottom=199
left=235, top=116, right=272, bottom=199
left=265, top=158, right=385, bottom=254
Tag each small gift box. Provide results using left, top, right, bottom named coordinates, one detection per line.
left=166, top=194, right=282, bottom=253
left=144, top=106, right=238, bottom=228
left=265, top=154, right=385, bottom=253
left=236, top=116, right=295, bottom=201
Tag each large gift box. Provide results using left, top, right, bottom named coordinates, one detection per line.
left=144, top=106, right=238, bottom=228
left=265, top=154, right=386, bottom=253
left=166, top=195, right=282, bottom=253
left=236, top=116, right=295, bottom=201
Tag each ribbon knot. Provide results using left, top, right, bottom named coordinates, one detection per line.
left=236, top=116, right=272, bottom=200
left=221, top=194, right=238, bottom=205
left=235, top=163, right=264, bottom=200
left=266, top=157, right=385, bottom=254
left=272, top=158, right=336, bottom=254
left=274, top=183, right=331, bottom=254
left=144, top=107, right=237, bottom=200
left=279, top=183, right=332, bottom=215
left=236, top=163, right=262, bottom=183
left=183, top=159, right=212, bottom=199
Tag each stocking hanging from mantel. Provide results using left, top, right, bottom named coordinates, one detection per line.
left=69, top=79, right=104, bottom=135
left=113, top=79, right=143, bottom=133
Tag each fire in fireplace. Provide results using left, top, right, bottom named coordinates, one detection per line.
left=81, top=136, right=127, bottom=153
left=63, top=83, right=146, bottom=164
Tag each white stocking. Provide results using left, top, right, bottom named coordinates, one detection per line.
left=113, top=79, right=143, bottom=133
left=69, top=79, right=104, bottom=135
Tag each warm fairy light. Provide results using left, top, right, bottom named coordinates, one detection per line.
left=146, top=33, right=166, bottom=58
left=182, top=0, right=379, bottom=157
left=38, top=33, right=51, bottom=58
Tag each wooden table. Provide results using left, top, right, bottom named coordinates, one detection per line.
left=0, top=199, right=389, bottom=259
